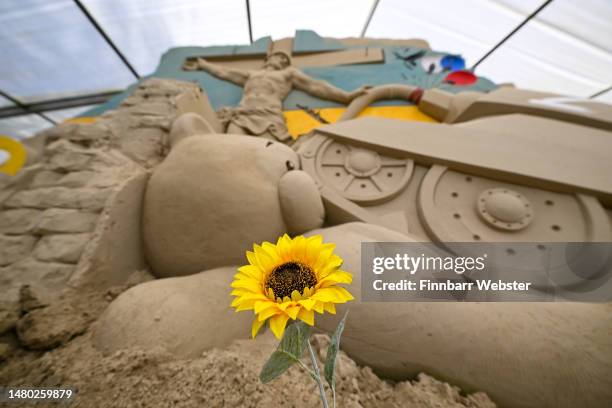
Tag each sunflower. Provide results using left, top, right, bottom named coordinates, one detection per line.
left=230, top=234, right=354, bottom=339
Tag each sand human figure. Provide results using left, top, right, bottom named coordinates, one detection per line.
left=183, top=51, right=369, bottom=142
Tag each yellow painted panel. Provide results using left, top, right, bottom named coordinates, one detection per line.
left=283, top=105, right=437, bottom=138
left=0, top=135, right=27, bottom=176
left=64, top=117, right=98, bottom=124
left=66, top=106, right=436, bottom=140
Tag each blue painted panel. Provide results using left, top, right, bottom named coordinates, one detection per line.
left=235, top=36, right=272, bottom=55
left=293, top=30, right=345, bottom=53
left=80, top=34, right=498, bottom=116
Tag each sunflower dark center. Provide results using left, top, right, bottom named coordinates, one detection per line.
left=265, top=261, right=317, bottom=300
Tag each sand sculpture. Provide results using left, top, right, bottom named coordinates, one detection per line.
left=183, top=51, right=370, bottom=141
left=97, top=220, right=612, bottom=407
left=143, top=119, right=324, bottom=277
left=2, top=33, right=612, bottom=408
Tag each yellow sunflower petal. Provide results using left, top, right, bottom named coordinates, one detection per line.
left=254, top=243, right=277, bottom=273
left=292, top=236, right=308, bottom=263
left=232, top=293, right=268, bottom=308
left=323, top=302, right=336, bottom=314
left=298, top=298, right=316, bottom=311
left=312, top=301, right=325, bottom=314
left=269, top=314, right=290, bottom=339
left=334, top=286, right=354, bottom=301
left=238, top=265, right=263, bottom=280
left=317, top=270, right=353, bottom=288
left=306, top=234, right=323, bottom=245
left=252, top=318, right=265, bottom=338
left=298, top=308, right=315, bottom=326
left=266, top=287, right=275, bottom=300
left=246, top=250, right=258, bottom=267
left=285, top=305, right=301, bottom=320
left=321, top=242, right=336, bottom=252
left=262, top=241, right=282, bottom=265
left=236, top=292, right=269, bottom=301
left=277, top=234, right=292, bottom=262
left=310, top=288, right=341, bottom=303
left=314, top=242, right=334, bottom=257
left=233, top=272, right=250, bottom=281
left=277, top=300, right=296, bottom=311
left=276, top=235, right=285, bottom=247
left=254, top=300, right=277, bottom=314
left=230, top=288, right=250, bottom=297
left=311, top=287, right=353, bottom=303
left=317, top=255, right=343, bottom=278
left=313, top=247, right=335, bottom=273
left=290, top=290, right=302, bottom=301
left=305, top=235, right=323, bottom=264
left=231, top=279, right=263, bottom=293
left=235, top=299, right=256, bottom=311
left=258, top=306, right=282, bottom=322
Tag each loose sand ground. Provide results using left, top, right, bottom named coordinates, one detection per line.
left=0, top=283, right=495, bottom=407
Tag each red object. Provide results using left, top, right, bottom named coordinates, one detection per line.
left=443, top=70, right=477, bottom=86
left=408, top=88, right=424, bottom=103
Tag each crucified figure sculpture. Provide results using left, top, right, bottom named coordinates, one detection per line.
left=183, top=51, right=369, bottom=142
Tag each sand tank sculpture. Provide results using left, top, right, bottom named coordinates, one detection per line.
left=1, top=32, right=612, bottom=408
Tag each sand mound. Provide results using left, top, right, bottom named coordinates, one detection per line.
left=1, top=333, right=495, bottom=408
left=0, top=286, right=495, bottom=408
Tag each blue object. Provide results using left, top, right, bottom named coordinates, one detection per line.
left=440, top=55, right=465, bottom=72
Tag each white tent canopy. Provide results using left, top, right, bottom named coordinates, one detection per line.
left=1, top=0, right=611, bottom=138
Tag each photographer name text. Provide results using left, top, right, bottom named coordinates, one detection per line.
left=371, top=254, right=532, bottom=292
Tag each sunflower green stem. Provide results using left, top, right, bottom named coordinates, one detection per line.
left=297, top=360, right=318, bottom=381
left=307, top=337, right=329, bottom=408
left=332, top=386, right=336, bottom=408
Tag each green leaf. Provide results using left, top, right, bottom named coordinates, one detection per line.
left=260, top=350, right=297, bottom=383
left=324, top=310, right=349, bottom=391
left=259, top=321, right=312, bottom=383
left=279, top=320, right=311, bottom=357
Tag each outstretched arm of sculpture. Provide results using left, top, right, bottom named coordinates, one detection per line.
left=291, top=68, right=369, bottom=104
left=183, top=57, right=250, bottom=86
